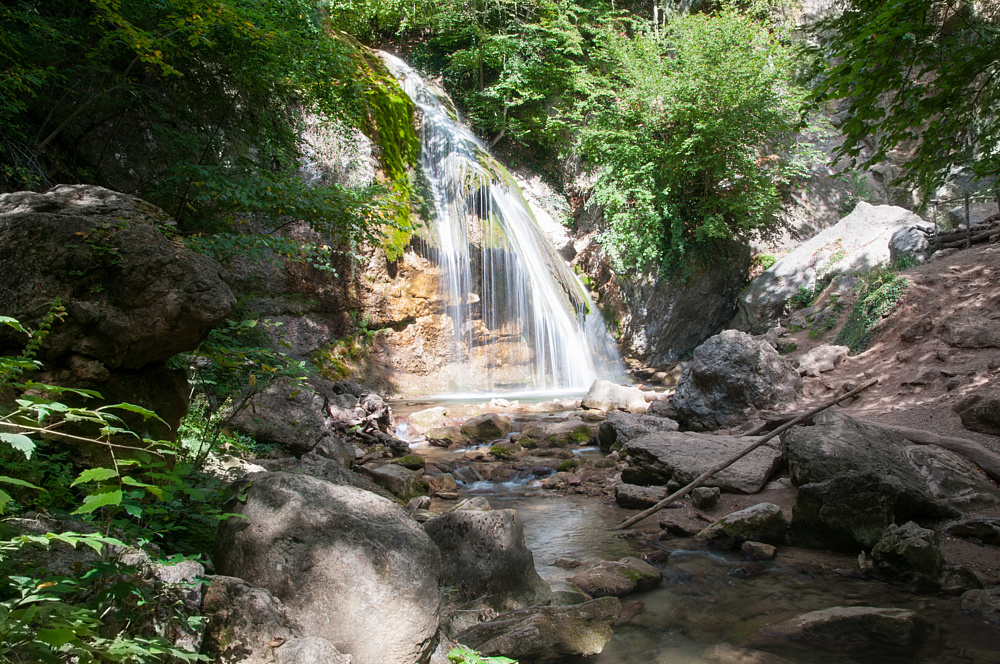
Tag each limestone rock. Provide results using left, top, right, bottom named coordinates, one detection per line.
left=622, top=432, right=782, bottom=494
left=794, top=345, right=849, bottom=377
left=567, top=557, right=662, bottom=598
left=946, top=518, right=1000, bottom=546
left=201, top=575, right=304, bottom=664
left=426, top=426, right=470, bottom=447
left=408, top=407, right=450, bottom=434
left=519, top=419, right=594, bottom=448
left=733, top=202, right=929, bottom=333
left=871, top=522, right=944, bottom=585
left=763, top=606, right=930, bottom=647
left=214, top=472, right=441, bottom=664
left=696, top=503, right=786, bottom=550
left=598, top=411, right=679, bottom=452
left=357, top=463, right=427, bottom=502
left=423, top=507, right=550, bottom=612
left=615, top=484, right=668, bottom=509
left=460, top=413, right=513, bottom=443
left=581, top=380, right=649, bottom=413
left=668, top=330, right=801, bottom=431
left=456, top=597, right=622, bottom=662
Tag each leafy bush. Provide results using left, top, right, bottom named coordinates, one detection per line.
left=834, top=267, right=910, bottom=353
left=448, top=645, right=517, bottom=664
left=788, top=286, right=815, bottom=310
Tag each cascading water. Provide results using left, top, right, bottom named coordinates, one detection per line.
left=380, top=52, right=626, bottom=392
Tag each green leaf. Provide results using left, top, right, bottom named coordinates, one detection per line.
left=0, top=475, right=43, bottom=490
left=103, top=402, right=168, bottom=424
left=71, top=467, right=119, bottom=486
left=0, top=489, right=12, bottom=514
left=0, top=432, right=36, bottom=459
left=0, top=316, right=29, bottom=335
left=37, top=627, right=76, bottom=647
left=72, top=489, right=123, bottom=514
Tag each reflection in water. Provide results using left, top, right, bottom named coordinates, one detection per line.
left=491, top=494, right=1000, bottom=664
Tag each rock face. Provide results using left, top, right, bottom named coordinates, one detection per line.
left=423, top=505, right=550, bottom=612
left=455, top=597, right=622, bottom=662
left=581, top=380, right=649, bottom=413
left=668, top=330, right=802, bottom=431
left=784, top=411, right=996, bottom=513
left=733, top=202, right=930, bottom=333
left=214, top=472, right=441, bottom=664
left=567, top=557, right=662, bottom=597
left=0, top=185, right=235, bottom=369
left=598, top=411, right=679, bottom=452
left=696, top=503, right=787, bottom=550
left=622, top=432, right=782, bottom=494
left=763, top=606, right=930, bottom=647
left=870, top=522, right=944, bottom=584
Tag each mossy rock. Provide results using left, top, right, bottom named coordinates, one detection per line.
left=558, top=458, right=581, bottom=472
left=519, top=420, right=594, bottom=448
left=392, top=455, right=425, bottom=470
left=489, top=442, right=523, bottom=460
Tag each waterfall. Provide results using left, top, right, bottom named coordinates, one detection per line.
left=380, top=52, right=626, bottom=392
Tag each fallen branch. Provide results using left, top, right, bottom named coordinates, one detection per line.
left=612, top=378, right=879, bottom=530
left=853, top=419, right=1000, bottom=483
left=938, top=228, right=999, bottom=249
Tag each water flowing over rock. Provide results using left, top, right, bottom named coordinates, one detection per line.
left=378, top=53, right=624, bottom=392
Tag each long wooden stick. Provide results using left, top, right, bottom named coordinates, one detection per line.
left=612, top=378, right=879, bottom=530
left=853, top=419, right=1000, bottom=483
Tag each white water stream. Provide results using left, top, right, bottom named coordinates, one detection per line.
left=380, top=53, right=626, bottom=392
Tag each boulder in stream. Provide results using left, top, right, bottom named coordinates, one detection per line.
left=460, top=413, right=513, bottom=443
left=518, top=419, right=594, bottom=448
left=567, top=557, right=662, bottom=597
left=615, top=483, right=668, bottom=509
left=961, top=587, right=1000, bottom=624
left=598, top=411, right=679, bottom=452
left=581, top=379, right=649, bottom=413
left=870, top=521, right=945, bottom=585
left=762, top=606, right=931, bottom=647
left=426, top=426, right=471, bottom=447
left=696, top=503, right=786, bottom=550
left=455, top=596, right=621, bottom=662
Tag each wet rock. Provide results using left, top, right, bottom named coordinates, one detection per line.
left=424, top=506, right=550, bottom=613
left=667, top=330, right=801, bottom=431
left=703, top=642, right=792, bottom=664
left=426, top=426, right=470, bottom=447
left=455, top=597, right=621, bottom=662
left=870, top=522, right=944, bottom=585
left=692, top=486, right=721, bottom=510
left=568, top=557, right=663, bottom=597
left=790, top=470, right=947, bottom=551
left=622, top=432, right=781, bottom=494
left=201, top=575, right=305, bottom=664
left=598, top=411, right=679, bottom=452
left=946, top=517, right=1000, bottom=546
left=794, top=345, right=848, bottom=377
left=961, top=587, right=1000, bottom=623
left=783, top=411, right=992, bottom=513
left=460, top=413, right=513, bottom=443
left=427, top=473, right=459, bottom=496
left=214, top=472, right=441, bottom=664
left=357, top=463, right=428, bottom=502
left=955, top=388, right=1000, bottom=436
left=581, top=379, right=649, bottom=413
left=275, top=637, right=356, bottom=664
left=660, top=513, right=712, bottom=537
left=519, top=419, right=594, bottom=448
left=696, top=503, right=786, bottom=550
left=408, top=407, right=450, bottom=434
left=553, top=558, right=582, bottom=569
left=615, top=483, right=668, bottom=509
left=741, top=541, right=776, bottom=561
left=763, top=606, right=930, bottom=647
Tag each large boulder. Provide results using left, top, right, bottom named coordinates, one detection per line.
left=460, top=413, right=512, bottom=443
left=621, top=432, right=782, bottom=494
left=455, top=597, right=621, bottom=662
left=615, top=483, right=668, bottom=509
left=733, top=202, right=929, bottom=333
left=214, top=472, right=441, bottom=664
left=423, top=503, right=550, bottom=613
left=889, top=222, right=935, bottom=264
left=581, top=380, right=649, bottom=413
left=598, top=411, right=679, bottom=452
left=946, top=518, right=1000, bottom=546
left=954, top=388, right=1000, bottom=436
left=695, top=503, right=787, bottom=549
left=961, top=587, right=1000, bottom=624
left=667, top=330, right=801, bottom=431
left=567, top=557, right=662, bottom=597
left=870, top=522, right=945, bottom=585
left=0, top=185, right=235, bottom=369
left=258, top=451, right=394, bottom=501
left=783, top=411, right=997, bottom=512
left=357, top=463, right=427, bottom=502
left=763, top=606, right=931, bottom=647
left=518, top=419, right=594, bottom=448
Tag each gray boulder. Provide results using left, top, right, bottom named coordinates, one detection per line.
left=598, top=411, right=679, bottom=452
left=622, top=432, right=782, bottom=494
left=581, top=380, right=649, bottom=413
left=214, top=472, right=441, bottom=664
left=460, top=413, right=512, bottom=443
left=201, top=575, right=304, bottom=664
left=424, top=506, right=550, bottom=613
left=426, top=426, right=470, bottom=448
left=518, top=419, right=594, bottom=448
left=258, top=452, right=395, bottom=501
left=794, top=345, right=849, bottom=377
left=567, top=557, right=662, bottom=597
left=889, top=222, right=935, bottom=264
left=955, top=389, right=1000, bottom=436
left=408, top=407, right=450, bottom=434
left=871, top=522, right=945, bottom=585
left=946, top=518, right=1000, bottom=546
left=357, top=463, right=427, bottom=502
left=696, top=503, right=787, bottom=550
left=668, top=330, right=801, bottom=431
left=733, top=202, right=929, bottom=333
left=691, top=486, right=721, bottom=510
left=456, top=597, right=621, bottom=662
left=276, top=638, right=356, bottom=664
left=763, top=606, right=930, bottom=647
left=615, top=484, right=668, bottom=509
left=961, top=587, right=1000, bottom=623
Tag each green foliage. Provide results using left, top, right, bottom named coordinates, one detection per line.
left=582, top=9, right=811, bottom=276
left=834, top=266, right=910, bottom=353
left=448, top=645, right=517, bottom=664
left=805, top=0, right=1000, bottom=196
left=788, top=286, right=815, bottom=310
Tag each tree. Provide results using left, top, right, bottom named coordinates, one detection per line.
left=805, top=0, right=1000, bottom=198
left=581, top=9, right=810, bottom=276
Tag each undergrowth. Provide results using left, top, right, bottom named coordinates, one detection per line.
left=834, top=262, right=912, bottom=353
